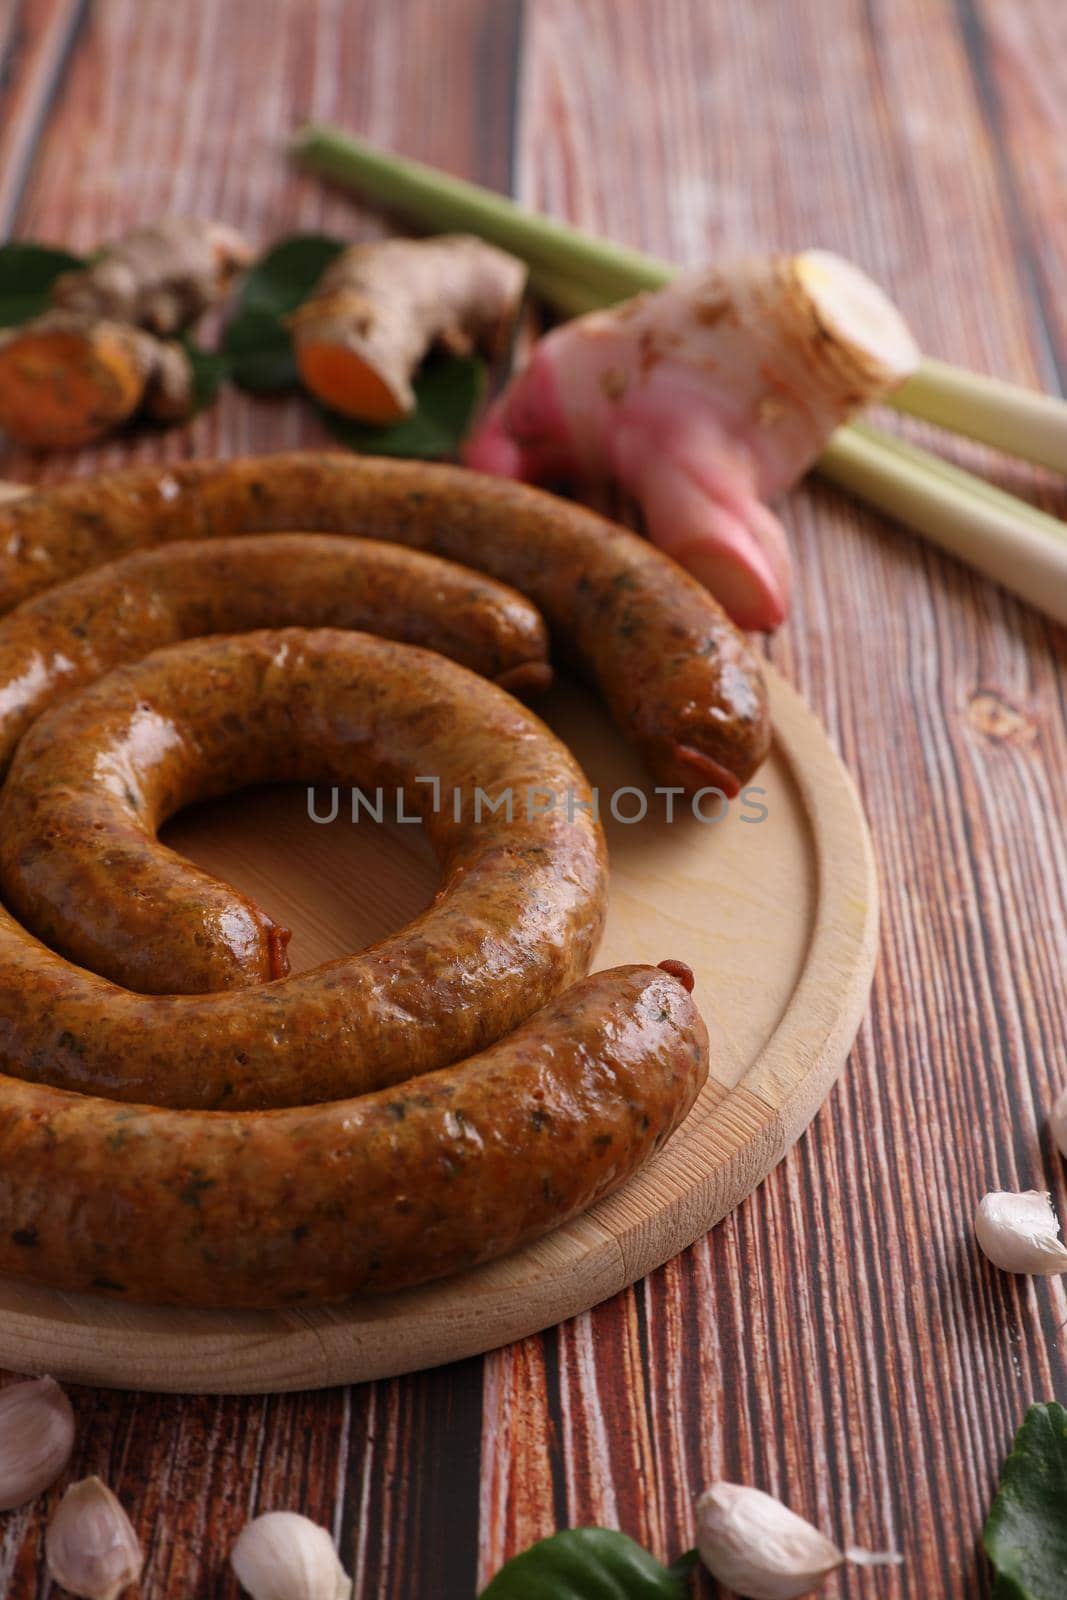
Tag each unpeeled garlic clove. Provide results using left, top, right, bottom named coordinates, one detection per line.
left=45, top=1476, right=143, bottom=1600
left=1050, top=1090, right=1067, bottom=1161
left=232, top=1511, right=352, bottom=1600
left=0, top=1375, right=75, bottom=1509
left=694, top=1482, right=843, bottom=1599
left=975, top=1190, right=1067, bottom=1275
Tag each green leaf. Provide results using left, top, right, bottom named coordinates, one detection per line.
left=666, top=1549, right=699, bottom=1579
left=984, top=1401, right=1067, bottom=1599
left=220, top=232, right=486, bottom=455
left=317, top=352, right=485, bottom=460
left=0, top=242, right=85, bottom=326
left=180, top=336, right=228, bottom=410
left=231, top=233, right=345, bottom=320
left=220, top=234, right=345, bottom=393
left=478, top=1528, right=690, bottom=1599
left=220, top=307, right=299, bottom=392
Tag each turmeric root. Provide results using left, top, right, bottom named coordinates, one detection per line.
left=0, top=312, right=194, bottom=449
left=50, top=219, right=252, bottom=335
left=0, top=218, right=246, bottom=448
left=289, top=234, right=526, bottom=423
left=464, top=251, right=920, bottom=630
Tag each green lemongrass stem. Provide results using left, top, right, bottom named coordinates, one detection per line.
left=820, top=423, right=1067, bottom=624
left=845, top=420, right=1067, bottom=544
left=292, top=124, right=1066, bottom=471
left=524, top=263, right=621, bottom=318
left=292, top=125, right=1067, bottom=607
left=291, top=124, right=671, bottom=300
left=529, top=255, right=1067, bottom=487
left=891, top=356, right=1067, bottom=475
left=499, top=258, right=1067, bottom=620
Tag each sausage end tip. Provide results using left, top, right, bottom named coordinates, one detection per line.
left=494, top=660, right=554, bottom=698
left=657, top=957, right=695, bottom=992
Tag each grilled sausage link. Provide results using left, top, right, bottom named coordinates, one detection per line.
left=0, top=453, right=769, bottom=795
left=0, top=532, right=551, bottom=778
left=0, top=630, right=607, bottom=1099
left=0, top=964, right=708, bottom=1307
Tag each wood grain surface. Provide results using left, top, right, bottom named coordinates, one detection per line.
left=0, top=1, right=1064, bottom=1596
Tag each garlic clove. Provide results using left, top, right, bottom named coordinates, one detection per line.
left=45, top=1476, right=143, bottom=1600
left=975, top=1190, right=1067, bottom=1275
left=694, top=1481, right=843, bottom=1600
left=0, top=1375, right=75, bottom=1510
left=232, top=1511, right=352, bottom=1600
left=1050, top=1090, right=1067, bottom=1161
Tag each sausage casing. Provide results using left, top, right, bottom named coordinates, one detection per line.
left=0, top=453, right=769, bottom=795
left=0, top=532, right=551, bottom=778
left=0, top=964, right=708, bottom=1307
left=0, top=630, right=607, bottom=1101
left=0, top=625, right=583, bottom=996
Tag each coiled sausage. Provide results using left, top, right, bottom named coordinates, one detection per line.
left=0, top=453, right=769, bottom=795
left=0, top=630, right=607, bottom=1102
left=0, top=532, right=551, bottom=778
left=0, top=963, right=708, bottom=1307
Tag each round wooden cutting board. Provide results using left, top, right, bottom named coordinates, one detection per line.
left=0, top=665, right=877, bottom=1394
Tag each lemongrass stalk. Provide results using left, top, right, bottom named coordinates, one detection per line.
left=509, top=256, right=1067, bottom=587
left=292, top=128, right=1067, bottom=611
left=293, top=128, right=1067, bottom=476
left=524, top=263, right=622, bottom=318
left=846, top=420, right=1067, bottom=545
left=819, top=423, right=1067, bottom=624
left=291, top=124, right=671, bottom=300
left=529, top=254, right=1067, bottom=485
left=890, top=355, right=1067, bottom=475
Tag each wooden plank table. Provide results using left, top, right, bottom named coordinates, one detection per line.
left=0, top=1, right=1065, bottom=1594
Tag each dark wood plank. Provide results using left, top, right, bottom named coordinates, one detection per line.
left=0, top=0, right=89, bottom=232
left=965, top=0, right=1067, bottom=385
left=959, top=0, right=1067, bottom=390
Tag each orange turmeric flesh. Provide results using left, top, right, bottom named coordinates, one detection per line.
left=0, top=324, right=146, bottom=449
left=296, top=341, right=408, bottom=424
left=290, top=235, right=526, bottom=424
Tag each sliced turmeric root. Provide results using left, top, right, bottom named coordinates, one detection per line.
left=295, top=315, right=411, bottom=424
left=0, top=313, right=197, bottom=451
left=0, top=317, right=150, bottom=449
left=289, top=236, right=526, bottom=423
